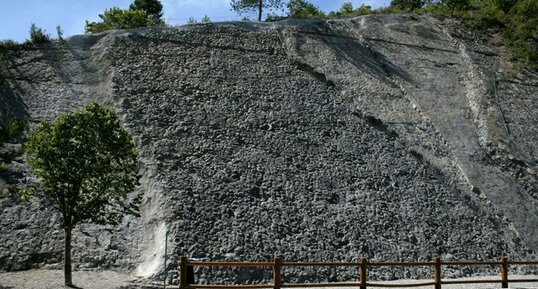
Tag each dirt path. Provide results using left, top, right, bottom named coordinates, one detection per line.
left=0, top=270, right=537, bottom=289
left=0, top=269, right=141, bottom=289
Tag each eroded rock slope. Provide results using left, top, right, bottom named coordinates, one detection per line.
left=0, top=14, right=536, bottom=282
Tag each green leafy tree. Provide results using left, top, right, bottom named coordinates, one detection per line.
left=24, top=102, right=140, bottom=287
left=355, top=4, right=373, bottom=15
left=390, top=0, right=425, bottom=10
left=230, top=0, right=284, bottom=22
left=487, top=0, right=518, bottom=13
left=501, top=0, right=537, bottom=68
left=85, top=7, right=155, bottom=33
left=287, top=0, right=325, bottom=19
left=441, top=0, right=470, bottom=16
left=340, top=2, right=354, bottom=14
left=129, top=0, right=164, bottom=22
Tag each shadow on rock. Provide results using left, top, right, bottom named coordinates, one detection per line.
left=293, top=22, right=414, bottom=85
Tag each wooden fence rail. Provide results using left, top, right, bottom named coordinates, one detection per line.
left=179, top=256, right=538, bottom=289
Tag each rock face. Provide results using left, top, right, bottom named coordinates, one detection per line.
left=0, top=14, right=537, bottom=282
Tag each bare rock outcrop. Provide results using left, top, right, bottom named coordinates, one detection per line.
left=0, top=14, right=536, bottom=283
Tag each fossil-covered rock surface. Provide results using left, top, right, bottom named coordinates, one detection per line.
left=0, top=14, right=536, bottom=283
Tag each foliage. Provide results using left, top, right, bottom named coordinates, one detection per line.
left=25, top=102, right=140, bottom=226
left=230, top=0, right=284, bottom=21
left=355, top=4, right=374, bottom=15
left=24, top=102, right=140, bottom=286
left=327, top=2, right=373, bottom=18
left=0, top=118, right=26, bottom=199
left=85, top=7, right=156, bottom=33
left=27, top=23, right=52, bottom=44
left=287, top=0, right=325, bottom=19
left=441, top=0, right=471, bottom=16
left=497, top=0, right=537, bottom=68
left=202, top=15, right=212, bottom=23
left=129, top=0, right=164, bottom=22
left=187, top=17, right=197, bottom=24
left=265, top=13, right=287, bottom=22
left=0, top=162, right=8, bottom=173
left=186, top=15, right=212, bottom=24
left=390, top=0, right=426, bottom=10
left=342, top=0, right=536, bottom=70
left=340, top=2, right=354, bottom=15
left=56, top=25, right=64, bottom=41
left=0, top=50, right=4, bottom=86
left=452, top=0, right=536, bottom=69
left=0, top=118, right=26, bottom=144
left=0, top=39, right=19, bottom=50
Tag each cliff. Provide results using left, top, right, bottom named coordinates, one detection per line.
left=0, top=14, right=537, bottom=282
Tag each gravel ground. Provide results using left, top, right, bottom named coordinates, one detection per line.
left=0, top=270, right=536, bottom=289
left=0, top=270, right=140, bottom=289
left=363, top=275, right=538, bottom=288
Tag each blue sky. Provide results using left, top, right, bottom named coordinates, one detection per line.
left=0, top=0, right=391, bottom=42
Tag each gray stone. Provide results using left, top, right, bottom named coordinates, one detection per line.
left=0, top=14, right=536, bottom=283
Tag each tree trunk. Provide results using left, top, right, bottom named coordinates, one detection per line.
left=258, top=0, right=263, bottom=21
left=64, top=225, right=73, bottom=287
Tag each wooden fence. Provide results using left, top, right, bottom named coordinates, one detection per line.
left=179, top=257, right=538, bottom=289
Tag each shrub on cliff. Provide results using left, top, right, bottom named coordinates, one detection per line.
left=0, top=118, right=26, bottom=196
left=0, top=118, right=26, bottom=144
left=27, top=23, right=51, bottom=44
left=0, top=51, right=4, bottom=86
left=85, top=7, right=157, bottom=33
left=24, top=102, right=141, bottom=287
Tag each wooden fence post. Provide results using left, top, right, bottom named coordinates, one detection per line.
left=434, top=257, right=441, bottom=289
left=501, top=257, right=508, bottom=288
left=180, top=256, right=187, bottom=289
left=360, top=258, right=367, bottom=289
left=273, top=257, right=282, bottom=289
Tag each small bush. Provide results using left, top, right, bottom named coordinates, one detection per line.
left=265, top=13, right=287, bottom=22
left=187, top=17, right=197, bottom=24
left=0, top=50, right=6, bottom=85
left=201, top=15, right=211, bottom=23
left=0, top=39, right=19, bottom=50
left=27, top=23, right=52, bottom=44
left=0, top=118, right=26, bottom=144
